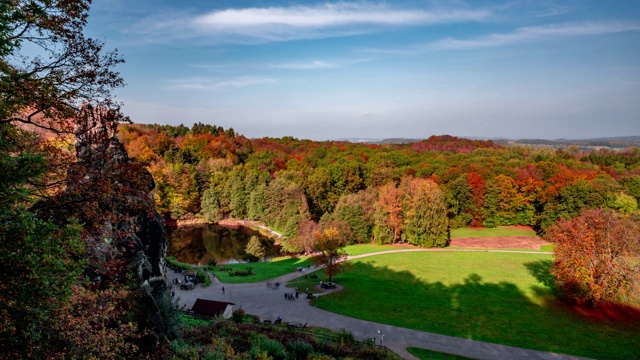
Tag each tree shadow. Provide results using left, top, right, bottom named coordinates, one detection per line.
left=310, top=257, right=640, bottom=360
left=523, top=259, right=556, bottom=290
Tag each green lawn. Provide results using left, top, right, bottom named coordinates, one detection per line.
left=450, top=226, right=537, bottom=238
left=214, top=256, right=314, bottom=283
left=344, top=244, right=416, bottom=256
left=310, top=252, right=639, bottom=360
left=407, top=348, right=474, bottom=360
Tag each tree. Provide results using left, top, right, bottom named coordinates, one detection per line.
left=1, top=0, right=126, bottom=138
left=1, top=2, right=171, bottom=356
left=375, top=182, right=403, bottom=242
left=313, top=228, right=351, bottom=283
left=545, top=208, right=640, bottom=306
left=291, top=219, right=321, bottom=254
left=245, top=235, right=266, bottom=261
left=402, top=178, right=449, bottom=247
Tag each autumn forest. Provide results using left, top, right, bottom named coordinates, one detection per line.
left=119, top=122, right=640, bottom=251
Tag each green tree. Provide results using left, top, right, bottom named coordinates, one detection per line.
left=245, top=235, right=266, bottom=261
left=402, top=178, right=449, bottom=247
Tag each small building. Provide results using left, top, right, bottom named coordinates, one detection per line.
left=191, top=298, right=234, bottom=319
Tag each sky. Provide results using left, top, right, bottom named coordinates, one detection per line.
left=85, top=1, right=640, bottom=140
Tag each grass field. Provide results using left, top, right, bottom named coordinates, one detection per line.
left=214, top=256, right=314, bottom=283
left=310, top=252, right=639, bottom=360
left=344, top=244, right=416, bottom=256
left=407, top=348, right=474, bottom=360
left=450, top=226, right=537, bottom=238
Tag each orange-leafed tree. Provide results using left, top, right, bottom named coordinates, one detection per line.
left=546, top=208, right=640, bottom=306
left=313, top=228, right=351, bottom=284
left=374, top=182, right=403, bottom=243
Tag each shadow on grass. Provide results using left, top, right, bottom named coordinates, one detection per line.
left=523, top=259, right=556, bottom=289
left=312, top=258, right=640, bottom=360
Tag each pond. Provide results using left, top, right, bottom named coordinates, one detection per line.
left=165, top=223, right=280, bottom=265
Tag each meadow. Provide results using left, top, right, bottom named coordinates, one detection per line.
left=310, top=251, right=639, bottom=360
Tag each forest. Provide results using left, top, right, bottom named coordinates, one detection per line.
left=118, top=122, right=640, bottom=252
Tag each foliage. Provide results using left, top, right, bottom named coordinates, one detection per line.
left=401, top=178, right=450, bottom=247
left=232, top=308, right=245, bottom=323
left=119, top=121, right=640, bottom=244
left=0, top=209, right=84, bottom=358
left=245, top=235, right=267, bottom=260
left=545, top=208, right=640, bottom=305
left=167, top=318, right=399, bottom=360
left=313, top=228, right=352, bottom=283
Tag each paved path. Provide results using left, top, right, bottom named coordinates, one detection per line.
left=171, top=250, right=585, bottom=360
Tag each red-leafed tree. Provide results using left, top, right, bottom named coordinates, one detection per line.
left=546, top=208, right=640, bottom=306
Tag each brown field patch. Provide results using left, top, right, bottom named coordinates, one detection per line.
left=450, top=236, right=550, bottom=249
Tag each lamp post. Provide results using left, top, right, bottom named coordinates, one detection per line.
left=377, top=330, right=384, bottom=346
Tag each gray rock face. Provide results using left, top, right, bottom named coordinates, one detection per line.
left=72, top=106, right=170, bottom=348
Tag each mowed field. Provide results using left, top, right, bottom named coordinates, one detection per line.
left=311, top=251, right=639, bottom=359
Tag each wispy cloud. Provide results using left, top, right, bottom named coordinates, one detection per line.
left=271, top=60, right=337, bottom=70
left=169, top=76, right=276, bottom=90
left=435, top=22, right=640, bottom=49
left=129, top=2, right=491, bottom=44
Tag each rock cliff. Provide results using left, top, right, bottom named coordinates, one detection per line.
left=34, top=105, right=170, bottom=349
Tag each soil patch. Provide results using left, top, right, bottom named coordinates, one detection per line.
left=450, top=236, right=550, bottom=249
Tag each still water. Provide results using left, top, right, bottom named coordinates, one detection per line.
left=165, top=223, right=280, bottom=265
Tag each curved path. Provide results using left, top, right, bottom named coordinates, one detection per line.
left=172, top=250, right=585, bottom=360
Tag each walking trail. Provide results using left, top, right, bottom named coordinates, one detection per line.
left=171, top=250, right=587, bottom=360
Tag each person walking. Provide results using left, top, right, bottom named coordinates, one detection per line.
left=222, top=286, right=225, bottom=294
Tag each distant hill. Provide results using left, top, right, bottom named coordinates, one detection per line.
left=336, top=137, right=422, bottom=144
left=511, top=136, right=640, bottom=149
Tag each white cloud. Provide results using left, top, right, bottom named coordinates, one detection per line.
left=194, top=3, right=489, bottom=29
left=271, top=60, right=337, bottom=70
left=169, top=76, right=276, bottom=90
left=435, top=22, right=640, bottom=49
left=130, top=2, right=491, bottom=44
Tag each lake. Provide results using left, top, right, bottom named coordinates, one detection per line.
left=165, top=223, right=280, bottom=264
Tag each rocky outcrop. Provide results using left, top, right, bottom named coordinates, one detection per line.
left=34, top=105, right=171, bottom=349
left=75, top=106, right=170, bottom=347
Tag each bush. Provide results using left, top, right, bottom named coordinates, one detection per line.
left=154, top=290, right=181, bottom=339
left=286, top=339, right=314, bottom=360
left=196, top=268, right=211, bottom=287
left=232, top=308, right=245, bottom=324
left=336, top=328, right=356, bottom=346
left=166, top=256, right=194, bottom=271
left=250, top=334, right=286, bottom=360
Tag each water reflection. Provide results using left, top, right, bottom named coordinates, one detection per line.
left=166, top=223, right=280, bottom=264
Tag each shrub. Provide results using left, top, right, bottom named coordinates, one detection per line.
left=232, top=308, right=245, bottom=324
left=336, top=328, right=356, bottom=346
left=196, top=268, right=212, bottom=287
left=286, top=339, right=314, bottom=360
left=154, top=290, right=181, bottom=339
left=166, top=256, right=194, bottom=271
left=250, top=334, right=286, bottom=360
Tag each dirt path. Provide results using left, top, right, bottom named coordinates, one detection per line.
left=172, top=250, right=583, bottom=360
left=218, top=219, right=282, bottom=239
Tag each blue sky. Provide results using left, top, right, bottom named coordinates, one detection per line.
left=86, top=1, right=640, bottom=140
